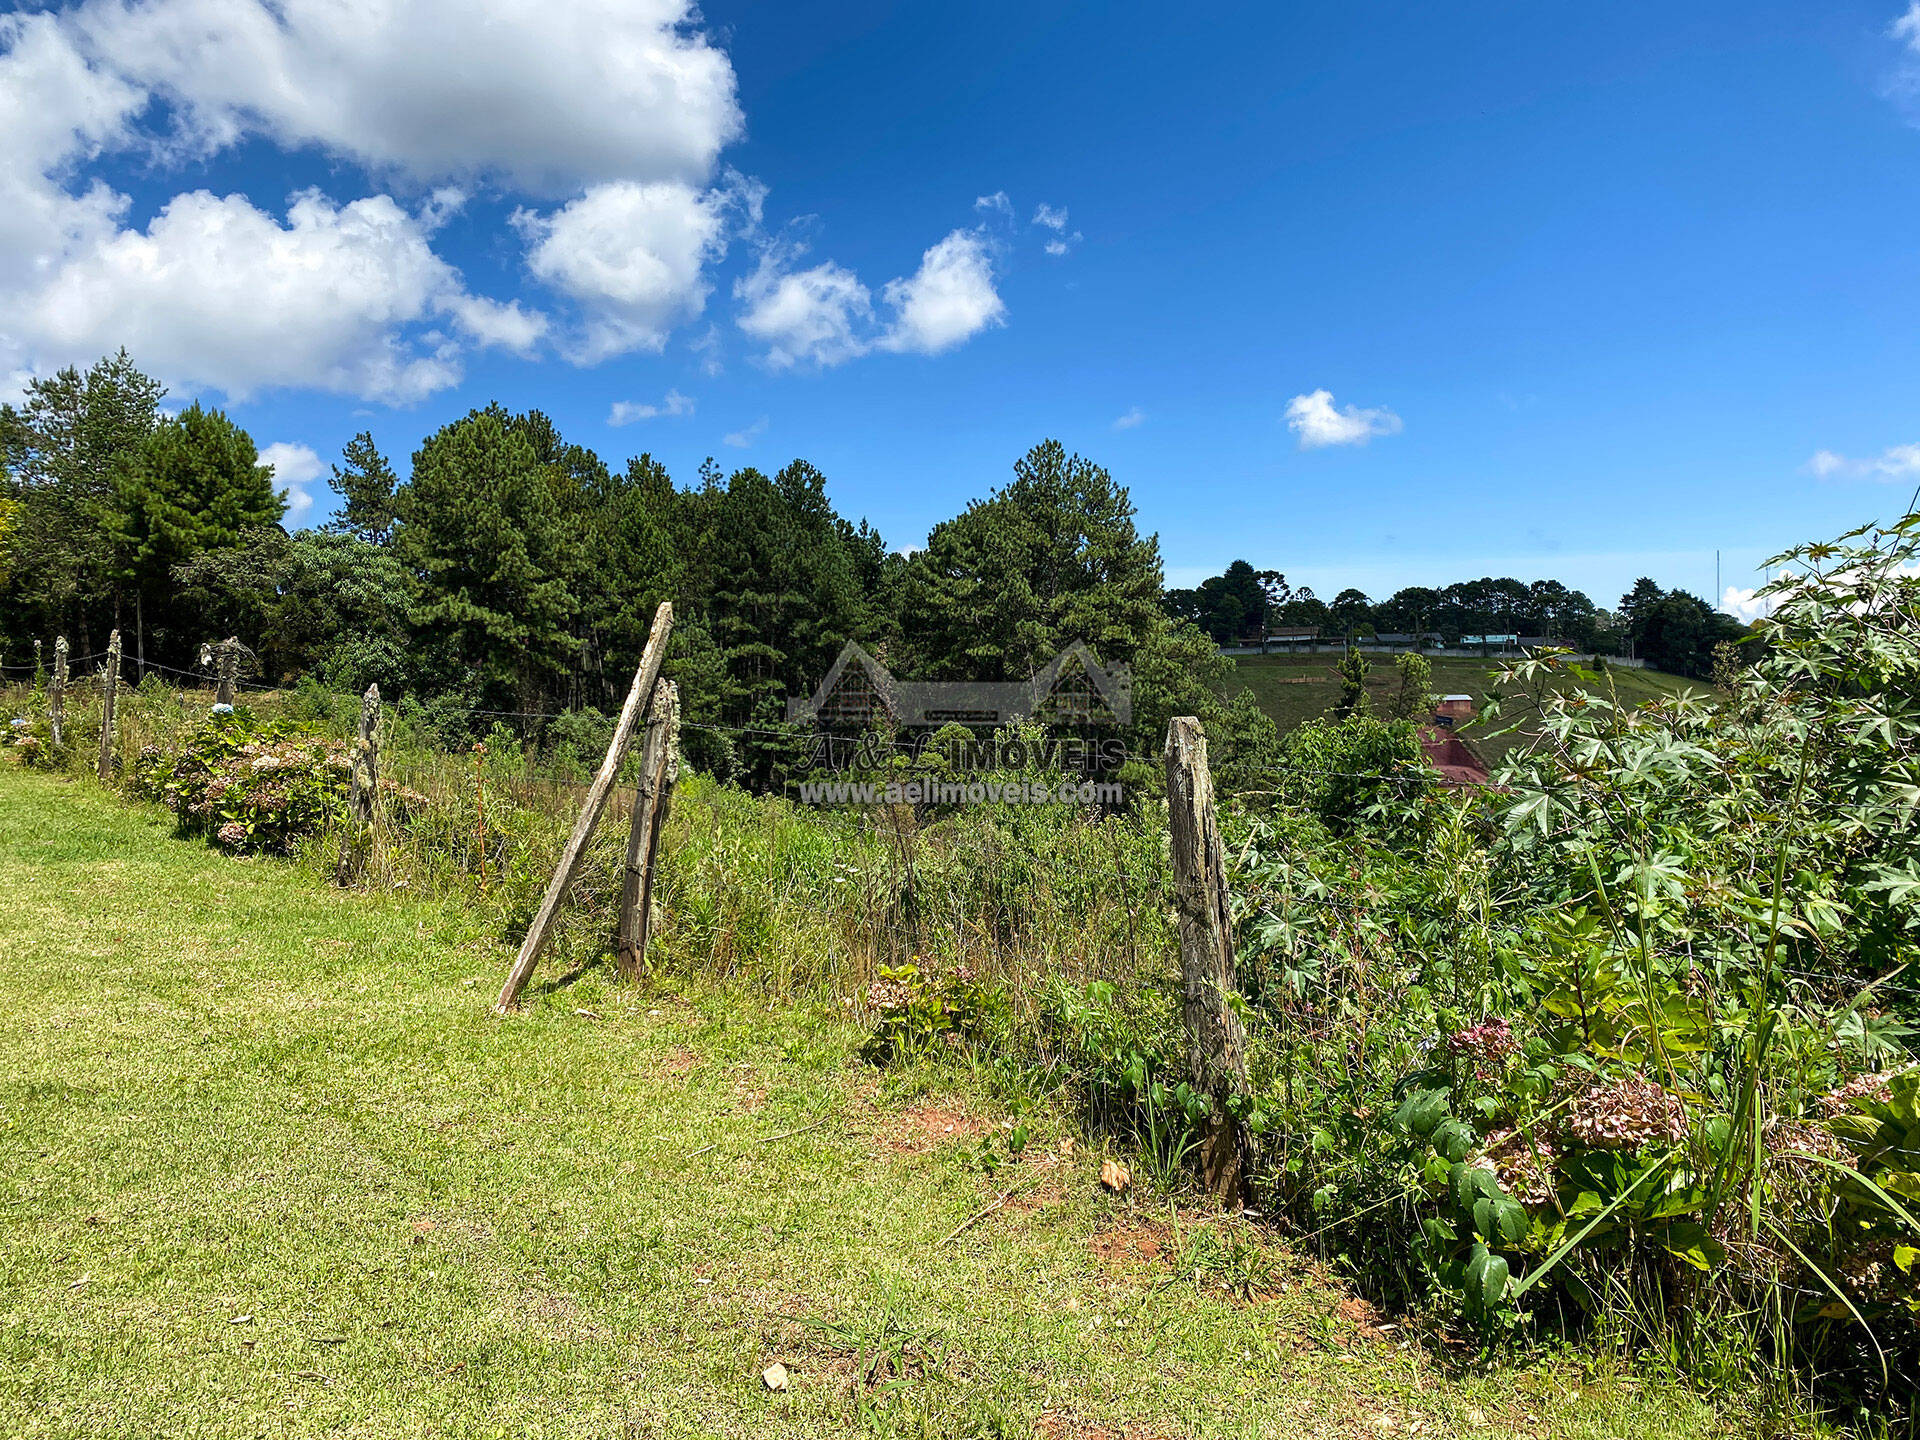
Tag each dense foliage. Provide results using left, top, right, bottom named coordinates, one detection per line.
left=2, top=354, right=1263, bottom=789
left=1210, top=511, right=1920, bottom=1413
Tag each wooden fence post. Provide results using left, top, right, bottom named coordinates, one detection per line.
left=96, top=630, right=121, bottom=783
left=495, top=603, right=673, bottom=1012
left=337, top=683, right=380, bottom=884
left=617, top=679, right=679, bottom=978
left=50, top=637, right=68, bottom=748
left=216, top=637, right=239, bottom=706
left=1164, top=715, right=1250, bottom=1204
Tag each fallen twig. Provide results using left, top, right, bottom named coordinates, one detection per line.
left=939, top=1181, right=1040, bottom=1247
left=755, top=1118, right=829, bottom=1144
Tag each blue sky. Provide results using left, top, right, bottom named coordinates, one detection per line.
left=6, top=2, right=1920, bottom=616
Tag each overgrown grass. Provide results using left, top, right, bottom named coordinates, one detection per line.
left=0, top=770, right=1724, bottom=1438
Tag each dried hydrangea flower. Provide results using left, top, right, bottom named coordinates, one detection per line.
left=1563, top=1073, right=1688, bottom=1151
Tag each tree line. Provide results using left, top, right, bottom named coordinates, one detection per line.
left=2, top=353, right=1273, bottom=786
left=1167, top=557, right=1752, bottom=678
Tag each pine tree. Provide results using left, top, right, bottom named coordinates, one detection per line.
left=394, top=409, right=578, bottom=710
left=112, top=402, right=282, bottom=668
left=325, top=432, right=399, bottom=546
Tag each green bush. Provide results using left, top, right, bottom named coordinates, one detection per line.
left=130, top=709, right=352, bottom=854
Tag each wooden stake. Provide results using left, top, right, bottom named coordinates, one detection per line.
left=96, top=630, right=121, bottom=783
left=495, top=603, right=673, bottom=1012
left=50, top=637, right=68, bottom=749
left=337, top=683, right=380, bottom=884
left=616, top=679, right=679, bottom=978
left=1164, top=715, right=1249, bottom=1203
left=216, top=637, right=239, bottom=707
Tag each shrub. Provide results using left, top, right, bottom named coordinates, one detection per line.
left=131, top=710, right=351, bottom=854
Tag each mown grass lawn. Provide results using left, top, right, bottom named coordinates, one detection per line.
left=0, top=770, right=1726, bottom=1438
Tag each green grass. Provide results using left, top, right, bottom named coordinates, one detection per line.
left=0, top=770, right=1728, bottom=1438
left=1224, top=653, right=1702, bottom=764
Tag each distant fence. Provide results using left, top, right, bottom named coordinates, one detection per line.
left=1217, top=642, right=1648, bottom=668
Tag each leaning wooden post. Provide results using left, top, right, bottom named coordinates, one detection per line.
left=50, top=637, right=68, bottom=748
left=1164, top=715, right=1250, bottom=1203
left=495, top=603, right=673, bottom=1012
left=617, top=679, right=680, bottom=977
left=337, top=683, right=380, bottom=884
left=95, top=630, right=122, bottom=783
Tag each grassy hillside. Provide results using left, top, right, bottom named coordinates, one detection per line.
left=0, top=770, right=1722, bottom=1439
left=1224, top=652, right=1702, bottom=765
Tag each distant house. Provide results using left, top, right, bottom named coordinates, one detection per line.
left=787, top=641, right=1132, bottom=730
left=1262, top=627, right=1322, bottom=648
left=1458, top=634, right=1520, bottom=652
left=1433, top=694, right=1474, bottom=728
left=1372, top=632, right=1445, bottom=650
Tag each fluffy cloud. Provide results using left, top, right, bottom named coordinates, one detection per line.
left=735, top=227, right=1005, bottom=367
left=260, top=440, right=323, bottom=519
left=0, top=13, right=144, bottom=292
left=0, top=1, right=753, bottom=397
left=877, top=230, right=1006, bottom=355
left=1113, top=406, right=1145, bottom=430
left=70, top=0, right=741, bottom=195
left=518, top=181, right=728, bottom=362
left=1285, top=388, right=1403, bottom=449
left=608, top=389, right=693, bottom=426
left=735, top=244, right=875, bottom=370
left=1804, top=444, right=1920, bottom=481
left=14, top=187, right=532, bottom=401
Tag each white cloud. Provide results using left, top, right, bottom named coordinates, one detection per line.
left=877, top=229, right=1005, bottom=355
left=608, top=388, right=694, bottom=426
left=723, top=416, right=768, bottom=448
left=70, top=0, right=742, bottom=195
left=734, top=225, right=1007, bottom=367
left=260, top=440, right=322, bottom=520
left=1031, top=201, right=1081, bottom=256
left=517, top=181, right=728, bottom=363
left=1113, top=406, right=1145, bottom=430
left=13, top=187, right=526, bottom=402
left=974, top=191, right=1013, bottom=221
left=735, top=243, right=874, bottom=370
left=1285, top=388, right=1403, bottom=449
left=1720, top=584, right=1774, bottom=624
left=1803, top=443, right=1920, bottom=482
left=0, top=13, right=145, bottom=294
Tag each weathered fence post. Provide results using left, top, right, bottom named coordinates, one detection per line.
left=617, top=679, right=680, bottom=978
left=495, top=603, right=674, bottom=1012
left=337, top=683, right=380, bottom=885
left=216, top=637, right=239, bottom=706
left=50, top=637, right=68, bottom=748
left=96, top=630, right=122, bottom=783
left=1164, top=715, right=1250, bottom=1203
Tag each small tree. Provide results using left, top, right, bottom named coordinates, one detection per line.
left=1392, top=650, right=1433, bottom=719
left=1334, top=644, right=1371, bottom=718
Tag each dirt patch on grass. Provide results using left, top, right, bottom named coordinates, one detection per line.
left=654, top=1046, right=699, bottom=1077
left=873, top=1101, right=989, bottom=1154
left=1090, top=1215, right=1172, bottom=1270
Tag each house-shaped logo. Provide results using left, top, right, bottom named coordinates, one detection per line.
left=787, top=642, right=1132, bottom=730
